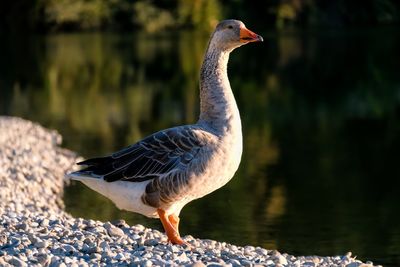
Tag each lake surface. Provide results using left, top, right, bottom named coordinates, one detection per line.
left=1, top=28, right=400, bottom=266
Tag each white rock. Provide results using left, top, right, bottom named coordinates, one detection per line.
left=190, top=261, right=206, bottom=267
left=227, top=259, right=241, bottom=266
left=176, top=252, right=189, bottom=263
left=34, top=241, right=48, bottom=249
left=40, top=219, right=49, bottom=227
left=107, top=227, right=125, bottom=237
left=275, top=254, right=288, bottom=265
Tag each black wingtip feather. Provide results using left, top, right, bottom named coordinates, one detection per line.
left=77, top=156, right=111, bottom=166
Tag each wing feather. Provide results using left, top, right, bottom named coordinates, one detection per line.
left=74, top=126, right=208, bottom=183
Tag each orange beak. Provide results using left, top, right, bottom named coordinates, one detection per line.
left=240, top=27, right=263, bottom=43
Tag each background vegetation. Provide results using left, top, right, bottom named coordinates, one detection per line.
left=1, top=0, right=400, bottom=32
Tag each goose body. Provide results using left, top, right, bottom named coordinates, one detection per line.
left=69, top=124, right=238, bottom=218
left=67, top=19, right=263, bottom=244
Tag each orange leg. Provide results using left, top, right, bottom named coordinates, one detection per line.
left=168, top=214, right=180, bottom=235
left=157, top=209, right=185, bottom=245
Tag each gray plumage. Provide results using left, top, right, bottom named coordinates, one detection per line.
left=67, top=19, right=262, bottom=244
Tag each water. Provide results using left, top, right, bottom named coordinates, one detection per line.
left=1, top=28, right=400, bottom=266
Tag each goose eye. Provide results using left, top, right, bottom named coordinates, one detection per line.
left=227, top=25, right=233, bottom=29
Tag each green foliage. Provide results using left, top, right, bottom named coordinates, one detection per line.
left=42, top=0, right=112, bottom=30
left=1, top=0, right=399, bottom=32
left=133, top=0, right=174, bottom=32
left=177, top=0, right=221, bottom=30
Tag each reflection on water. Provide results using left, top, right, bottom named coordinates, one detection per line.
left=1, top=29, right=400, bottom=266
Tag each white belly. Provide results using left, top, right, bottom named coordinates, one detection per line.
left=79, top=178, right=159, bottom=218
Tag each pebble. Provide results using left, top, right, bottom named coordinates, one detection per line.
left=90, top=253, right=101, bottom=260
left=240, top=259, right=253, bottom=266
left=144, top=238, right=159, bottom=246
left=107, top=226, right=125, bottom=237
left=227, top=259, right=241, bottom=266
left=62, top=244, right=76, bottom=254
left=275, top=253, right=288, bottom=265
left=191, top=262, right=207, bottom=267
left=115, top=252, right=125, bottom=260
left=36, top=253, right=51, bottom=265
left=41, top=218, right=50, bottom=227
left=0, top=117, right=380, bottom=267
left=8, top=256, right=27, bottom=267
left=34, top=241, right=48, bottom=248
left=16, top=223, right=28, bottom=231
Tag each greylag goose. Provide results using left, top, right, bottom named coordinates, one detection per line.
left=67, top=19, right=263, bottom=245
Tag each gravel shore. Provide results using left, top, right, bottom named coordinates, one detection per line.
left=0, top=117, right=380, bottom=267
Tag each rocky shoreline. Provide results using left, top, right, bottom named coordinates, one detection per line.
left=0, top=117, right=379, bottom=267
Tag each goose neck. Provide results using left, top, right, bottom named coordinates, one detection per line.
left=198, top=47, right=240, bottom=134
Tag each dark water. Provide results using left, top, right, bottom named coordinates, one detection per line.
left=1, top=28, right=400, bottom=266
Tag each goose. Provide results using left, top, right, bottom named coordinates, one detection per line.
left=67, top=19, right=263, bottom=245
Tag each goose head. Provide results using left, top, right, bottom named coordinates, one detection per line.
left=209, top=19, right=263, bottom=52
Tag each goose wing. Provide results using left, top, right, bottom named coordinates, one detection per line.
left=74, top=126, right=209, bottom=183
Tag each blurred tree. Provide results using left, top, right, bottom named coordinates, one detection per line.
left=176, top=0, right=221, bottom=30
left=42, top=0, right=112, bottom=30
left=1, top=0, right=399, bottom=32
left=132, top=0, right=174, bottom=32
